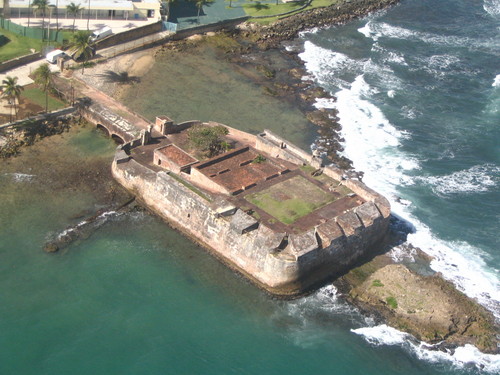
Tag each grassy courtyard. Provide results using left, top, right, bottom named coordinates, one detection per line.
left=245, top=175, right=335, bottom=224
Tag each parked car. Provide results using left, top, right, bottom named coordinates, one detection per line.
left=46, top=49, right=68, bottom=64
left=90, top=27, right=113, bottom=42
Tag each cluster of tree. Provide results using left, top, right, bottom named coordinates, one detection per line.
left=187, top=124, right=230, bottom=157
left=0, top=63, right=56, bottom=122
left=23, top=0, right=87, bottom=33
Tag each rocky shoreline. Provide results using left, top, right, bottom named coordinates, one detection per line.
left=255, top=0, right=401, bottom=48
left=335, top=248, right=499, bottom=354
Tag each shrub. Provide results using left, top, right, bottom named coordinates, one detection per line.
left=187, top=124, right=229, bottom=157
left=386, top=296, right=398, bottom=309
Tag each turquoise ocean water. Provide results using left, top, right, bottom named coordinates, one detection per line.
left=1, top=0, right=499, bottom=373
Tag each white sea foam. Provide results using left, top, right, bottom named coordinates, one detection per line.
left=334, top=75, right=500, bottom=319
left=3, top=172, right=36, bottom=182
left=276, top=285, right=363, bottom=348
left=300, top=36, right=500, bottom=369
left=493, top=74, right=500, bottom=87
left=358, top=20, right=495, bottom=51
left=371, top=43, right=408, bottom=66
left=55, top=210, right=119, bottom=241
left=417, top=164, right=500, bottom=195
left=352, top=325, right=500, bottom=373
left=400, top=105, right=422, bottom=120
left=484, top=0, right=500, bottom=17
left=300, top=41, right=364, bottom=88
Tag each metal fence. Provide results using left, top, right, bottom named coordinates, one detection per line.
left=162, top=22, right=178, bottom=32
left=98, top=31, right=174, bottom=58
left=0, top=17, right=64, bottom=43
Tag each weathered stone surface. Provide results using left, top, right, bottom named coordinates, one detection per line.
left=336, top=211, right=363, bottom=237
left=316, top=221, right=344, bottom=248
left=350, top=264, right=499, bottom=354
left=288, top=230, right=319, bottom=259
left=230, top=209, right=259, bottom=234
left=355, top=202, right=381, bottom=227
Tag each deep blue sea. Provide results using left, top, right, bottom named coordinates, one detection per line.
left=0, top=0, right=498, bottom=373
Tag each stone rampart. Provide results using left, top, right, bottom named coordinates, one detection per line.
left=255, top=129, right=314, bottom=165
left=112, top=132, right=391, bottom=295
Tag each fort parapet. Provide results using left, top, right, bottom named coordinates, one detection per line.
left=112, top=118, right=391, bottom=296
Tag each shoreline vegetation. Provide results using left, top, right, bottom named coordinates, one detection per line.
left=1, top=0, right=498, bottom=354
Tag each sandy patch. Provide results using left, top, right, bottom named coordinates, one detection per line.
left=73, top=49, right=157, bottom=98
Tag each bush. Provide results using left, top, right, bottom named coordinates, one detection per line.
left=386, top=296, right=398, bottom=309
left=187, top=124, right=229, bottom=157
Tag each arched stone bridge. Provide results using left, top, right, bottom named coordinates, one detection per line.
left=80, top=102, right=143, bottom=144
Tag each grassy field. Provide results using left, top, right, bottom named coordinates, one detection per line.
left=0, top=29, right=44, bottom=62
left=246, top=175, right=335, bottom=224
left=0, top=27, right=70, bottom=63
left=243, top=0, right=337, bottom=24
left=22, top=87, right=66, bottom=112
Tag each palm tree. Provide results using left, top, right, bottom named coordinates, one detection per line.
left=87, top=0, right=91, bottom=31
left=55, top=0, right=59, bottom=38
left=32, top=63, right=54, bottom=112
left=1, top=76, right=24, bottom=122
left=66, top=2, right=83, bottom=32
left=33, top=0, right=49, bottom=37
left=194, top=0, right=213, bottom=23
left=164, top=0, right=176, bottom=21
left=28, top=0, right=32, bottom=27
left=69, top=31, right=94, bottom=74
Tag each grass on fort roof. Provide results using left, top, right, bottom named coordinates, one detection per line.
left=243, top=0, right=338, bottom=25
left=245, top=175, right=335, bottom=224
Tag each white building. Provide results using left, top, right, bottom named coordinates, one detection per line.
left=2, top=0, right=161, bottom=21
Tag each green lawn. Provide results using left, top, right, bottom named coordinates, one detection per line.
left=246, top=175, right=335, bottom=224
left=22, top=87, right=66, bottom=112
left=0, top=29, right=44, bottom=63
left=243, top=0, right=338, bottom=24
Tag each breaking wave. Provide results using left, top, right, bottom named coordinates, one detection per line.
left=484, top=0, right=500, bottom=16
left=493, top=74, right=500, bottom=87
left=352, top=325, right=500, bottom=373
left=299, top=30, right=500, bottom=369
left=416, top=164, right=500, bottom=195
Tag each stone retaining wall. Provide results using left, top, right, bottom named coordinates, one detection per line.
left=112, top=128, right=391, bottom=296
left=0, top=52, right=41, bottom=73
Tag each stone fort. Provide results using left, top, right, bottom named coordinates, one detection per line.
left=112, top=116, right=391, bottom=295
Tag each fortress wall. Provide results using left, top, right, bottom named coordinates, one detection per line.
left=207, top=122, right=258, bottom=146
left=112, top=154, right=305, bottom=294
left=257, top=130, right=313, bottom=164
left=112, top=144, right=390, bottom=296
left=255, top=134, right=307, bottom=165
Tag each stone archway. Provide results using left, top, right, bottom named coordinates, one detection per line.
left=96, top=124, right=110, bottom=137
left=111, top=134, right=125, bottom=144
